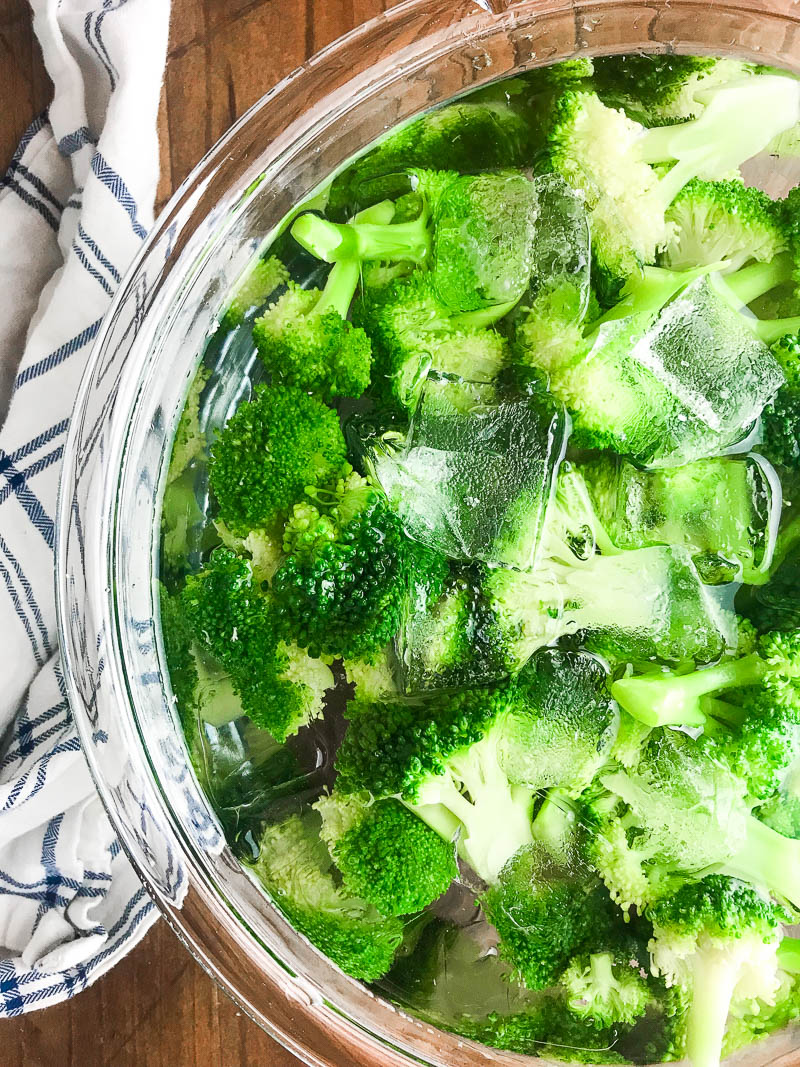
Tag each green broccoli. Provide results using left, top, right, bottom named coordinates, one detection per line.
left=208, top=383, right=347, bottom=535
left=648, top=876, right=786, bottom=1067
left=252, top=811, right=403, bottom=981
left=253, top=202, right=399, bottom=400
left=762, top=332, right=800, bottom=469
left=610, top=629, right=800, bottom=729
left=540, top=76, right=800, bottom=298
left=334, top=684, right=535, bottom=884
left=482, top=843, right=617, bottom=990
left=722, top=969, right=800, bottom=1060
left=661, top=179, right=786, bottom=271
left=592, top=53, right=753, bottom=125
left=562, top=945, right=651, bottom=1030
left=589, top=729, right=800, bottom=914
left=325, top=99, right=535, bottom=218
left=343, top=646, right=400, bottom=701
left=314, top=790, right=457, bottom=917
left=355, top=269, right=517, bottom=409
left=220, top=255, right=289, bottom=329
left=272, top=467, right=448, bottom=662
left=180, top=548, right=333, bottom=741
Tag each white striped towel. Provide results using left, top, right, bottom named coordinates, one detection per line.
left=0, top=0, right=170, bottom=1015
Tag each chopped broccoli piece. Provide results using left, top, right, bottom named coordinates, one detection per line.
left=648, top=875, right=786, bottom=1067
left=180, top=548, right=332, bottom=741
left=325, top=100, right=535, bottom=217
left=562, top=948, right=650, bottom=1030
left=314, top=791, right=457, bottom=916
left=482, top=843, right=616, bottom=990
left=662, top=179, right=786, bottom=271
left=722, top=969, right=800, bottom=1059
left=540, top=77, right=800, bottom=297
left=273, top=467, right=448, bottom=662
left=213, top=519, right=284, bottom=587
left=252, top=811, right=403, bottom=980
left=221, top=255, right=289, bottom=329
left=762, top=332, right=800, bottom=469
left=343, top=646, right=400, bottom=701
left=209, top=383, right=347, bottom=535
left=334, top=684, right=535, bottom=884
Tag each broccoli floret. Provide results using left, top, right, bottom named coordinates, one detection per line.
left=426, top=329, right=511, bottom=382
left=562, top=947, right=650, bottom=1030
left=180, top=548, right=332, bottom=741
left=592, top=729, right=800, bottom=914
left=722, top=968, right=800, bottom=1059
left=482, top=843, right=616, bottom=990
left=648, top=875, right=786, bottom=1067
left=610, top=629, right=800, bottom=729
left=592, top=54, right=753, bottom=125
left=662, top=179, right=786, bottom=271
left=220, top=255, right=289, bottom=329
left=273, top=468, right=447, bottom=662
left=325, top=100, right=534, bottom=217
left=355, top=270, right=516, bottom=409
left=499, top=648, right=620, bottom=798
left=252, top=811, right=403, bottom=981
left=159, top=583, right=200, bottom=750
left=314, top=791, right=457, bottom=917
left=483, top=543, right=734, bottom=673
left=334, top=684, right=535, bottom=884
left=208, top=384, right=347, bottom=535
left=540, top=77, right=800, bottom=297
left=292, top=195, right=432, bottom=267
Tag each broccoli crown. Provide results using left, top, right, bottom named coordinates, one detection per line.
left=662, top=179, right=787, bottom=271
left=482, top=844, right=615, bottom=990
left=159, top=583, right=199, bottom=749
left=722, top=970, right=800, bottom=1060
left=430, top=171, right=537, bottom=312
left=334, top=683, right=536, bottom=884
left=335, top=684, right=511, bottom=800
left=315, top=792, right=457, bottom=917
left=180, top=548, right=325, bottom=741
left=253, top=812, right=403, bottom=981
left=354, top=269, right=511, bottom=409
left=762, top=332, right=800, bottom=468
left=221, top=255, right=289, bottom=329
left=209, top=384, right=347, bottom=534
left=273, top=469, right=447, bottom=661
left=648, top=874, right=785, bottom=945
left=326, top=100, right=534, bottom=218
left=595, top=55, right=756, bottom=125
left=562, top=948, right=651, bottom=1030
left=499, top=648, right=620, bottom=797
left=253, top=281, right=371, bottom=401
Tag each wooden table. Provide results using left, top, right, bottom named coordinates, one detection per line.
left=1, top=1, right=393, bottom=1063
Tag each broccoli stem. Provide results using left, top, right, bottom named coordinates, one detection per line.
left=752, top=314, right=800, bottom=346
left=722, top=815, right=800, bottom=912
left=532, top=788, right=576, bottom=859
left=684, top=948, right=739, bottom=1067
left=610, top=654, right=766, bottom=728
left=724, top=252, right=793, bottom=306
left=314, top=200, right=397, bottom=318
left=589, top=262, right=724, bottom=333
left=777, top=936, right=800, bottom=975
left=292, top=209, right=431, bottom=265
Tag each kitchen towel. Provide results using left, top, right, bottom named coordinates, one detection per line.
left=0, top=0, right=169, bottom=1014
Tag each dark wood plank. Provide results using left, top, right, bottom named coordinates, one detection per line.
left=1, top=1, right=389, bottom=1063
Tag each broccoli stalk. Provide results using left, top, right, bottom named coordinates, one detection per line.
left=648, top=876, right=786, bottom=1067
left=292, top=201, right=432, bottom=265
left=610, top=629, right=800, bottom=728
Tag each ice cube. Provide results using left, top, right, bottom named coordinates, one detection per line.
left=605, top=453, right=781, bottom=584
left=631, top=275, right=785, bottom=463
left=376, top=379, right=567, bottom=568
left=530, top=173, right=591, bottom=323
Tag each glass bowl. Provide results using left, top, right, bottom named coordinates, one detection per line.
left=56, top=1, right=800, bottom=1064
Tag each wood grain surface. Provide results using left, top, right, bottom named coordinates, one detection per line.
left=0, top=1, right=393, bottom=1064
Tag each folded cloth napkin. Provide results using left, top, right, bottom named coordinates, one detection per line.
left=0, top=0, right=169, bottom=1014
